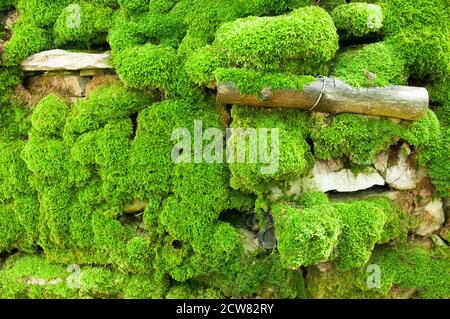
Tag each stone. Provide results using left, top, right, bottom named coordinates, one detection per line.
left=25, top=75, right=90, bottom=98
left=80, top=69, right=113, bottom=77
left=413, top=200, right=445, bottom=237
left=4, top=9, right=19, bottom=31
left=258, top=226, right=276, bottom=250
left=238, top=228, right=259, bottom=254
left=21, top=49, right=112, bottom=72
left=300, top=160, right=385, bottom=193
left=374, top=143, right=426, bottom=190
left=269, top=159, right=386, bottom=200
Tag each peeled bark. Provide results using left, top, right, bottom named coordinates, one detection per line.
left=217, top=77, right=429, bottom=121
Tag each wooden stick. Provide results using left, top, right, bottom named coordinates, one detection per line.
left=217, top=77, right=429, bottom=121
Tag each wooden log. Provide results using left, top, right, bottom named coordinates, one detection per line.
left=217, top=77, right=429, bottom=121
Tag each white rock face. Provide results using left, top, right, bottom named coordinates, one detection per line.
left=21, top=49, right=112, bottom=71
left=374, top=144, right=425, bottom=190
left=269, top=159, right=385, bottom=200
left=414, top=200, right=445, bottom=236
left=302, top=160, right=385, bottom=193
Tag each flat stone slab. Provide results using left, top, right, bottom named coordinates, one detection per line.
left=21, top=49, right=112, bottom=72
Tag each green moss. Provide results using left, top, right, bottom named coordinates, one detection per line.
left=309, top=113, right=404, bottom=165
left=31, top=95, right=69, bottom=137
left=381, top=0, right=450, bottom=79
left=17, top=0, right=70, bottom=27
left=307, top=244, right=450, bottom=299
left=228, top=106, right=313, bottom=196
left=318, top=0, right=346, bottom=12
left=272, top=197, right=408, bottom=270
left=214, top=68, right=316, bottom=96
left=213, top=6, right=338, bottom=73
left=0, top=254, right=169, bottom=299
left=113, top=44, right=194, bottom=97
left=185, top=46, right=227, bottom=87
left=200, top=254, right=305, bottom=298
left=272, top=202, right=341, bottom=268
left=119, top=0, right=149, bottom=13
left=54, top=2, right=114, bottom=47
left=0, top=99, right=30, bottom=142
left=0, top=139, right=39, bottom=253
left=332, top=3, right=383, bottom=39
left=0, top=0, right=448, bottom=300
left=0, top=0, right=16, bottom=10
left=2, top=18, right=52, bottom=67
left=332, top=42, right=407, bottom=87
left=295, top=192, right=330, bottom=208
left=404, top=110, right=450, bottom=197
left=107, top=14, right=149, bottom=52
left=108, top=5, right=185, bottom=53
left=149, top=0, right=174, bottom=14
left=0, top=254, right=77, bottom=298
left=333, top=201, right=387, bottom=270
left=0, top=68, right=22, bottom=103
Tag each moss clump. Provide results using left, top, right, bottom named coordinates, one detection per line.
left=0, top=99, right=31, bottom=142
left=108, top=2, right=185, bottom=53
left=0, top=68, right=22, bottom=104
left=16, top=0, right=70, bottom=28
left=199, top=254, right=305, bottom=298
left=214, top=68, right=316, bottom=96
left=381, top=0, right=450, bottom=79
left=185, top=46, right=227, bottom=87
left=272, top=197, right=407, bottom=270
left=307, top=244, right=450, bottom=299
left=318, top=0, right=346, bottom=12
left=228, top=106, right=312, bottom=197
left=213, top=6, right=338, bottom=73
left=0, top=254, right=169, bottom=299
left=149, top=0, right=174, bottom=14
left=309, top=113, right=405, bottom=165
left=119, top=0, right=149, bottom=13
left=113, top=44, right=193, bottom=97
left=332, top=3, right=383, bottom=39
left=31, top=95, right=69, bottom=137
left=332, top=42, right=407, bottom=87
left=0, top=0, right=16, bottom=10
left=332, top=201, right=388, bottom=270
left=404, top=111, right=450, bottom=197
left=272, top=202, right=341, bottom=268
left=2, top=19, right=51, bottom=67
left=177, top=0, right=301, bottom=60
left=54, top=2, right=114, bottom=47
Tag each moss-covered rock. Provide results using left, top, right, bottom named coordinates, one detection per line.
left=272, top=197, right=408, bottom=270
left=332, top=3, right=383, bottom=39
left=213, top=6, right=338, bottom=73
left=54, top=2, right=114, bottom=47
left=381, top=0, right=450, bottom=79
left=332, top=42, right=407, bottom=87
left=113, top=44, right=194, bottom=97
left=307, top=244, right=450, bottom=299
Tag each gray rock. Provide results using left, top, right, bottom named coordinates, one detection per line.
left=269, top=159, right=385, bottom=200
left=374, top=143, right=426, bottom=190
left=21, top=49, right=112, bottom=72
left=413, top=199, right=445, bottom=237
